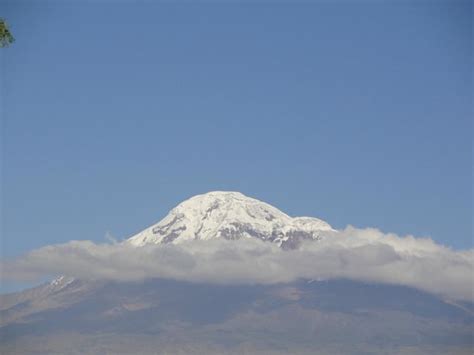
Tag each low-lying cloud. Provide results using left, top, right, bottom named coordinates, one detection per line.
left=2, top=226, right=473, bottom=301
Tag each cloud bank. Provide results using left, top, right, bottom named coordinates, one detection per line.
left=2, top=226, right=473, bottom=301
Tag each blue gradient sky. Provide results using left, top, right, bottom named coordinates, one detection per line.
left=1, top=0, right=472, bottom=258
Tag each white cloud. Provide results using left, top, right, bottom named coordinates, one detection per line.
left=2, top=226, right=473, bottom=301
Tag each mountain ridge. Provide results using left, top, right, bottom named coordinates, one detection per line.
left=127, top=191, right=334, bottom=248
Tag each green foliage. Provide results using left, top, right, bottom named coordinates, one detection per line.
left=0, top=19, right=15, bottom=47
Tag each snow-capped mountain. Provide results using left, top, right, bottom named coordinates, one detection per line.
left=3, top=191, right=473, bottom=354
left=127, top=191, right=334, bottom=249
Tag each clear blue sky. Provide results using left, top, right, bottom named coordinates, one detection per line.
left=1, top=0, right=472, bottom=258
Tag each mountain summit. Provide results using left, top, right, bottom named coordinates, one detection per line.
left=127, top=191, right=334, bottom=248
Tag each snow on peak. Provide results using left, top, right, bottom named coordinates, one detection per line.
left=127, top=191, right=334, bottom=248
left=49, top=275, right=75, bottom=290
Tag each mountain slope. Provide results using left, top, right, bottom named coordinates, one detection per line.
left=127, top=191, right=334, bottom=248
left=1, top=279, right=472, bottom=355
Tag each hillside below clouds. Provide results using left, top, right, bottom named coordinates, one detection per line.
left=128, top=191, right=334, bottom=249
